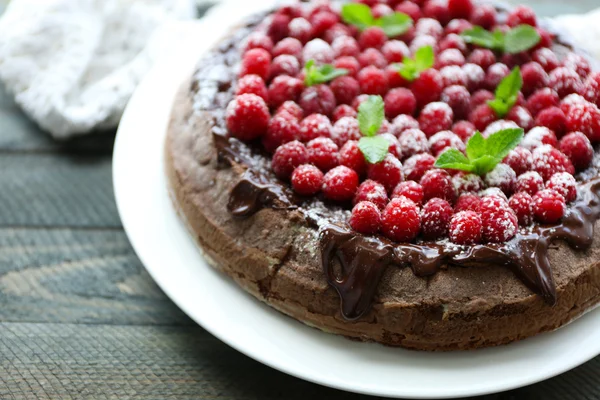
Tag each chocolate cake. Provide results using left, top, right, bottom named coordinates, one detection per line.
left=165, top=0, right=600, bottom=350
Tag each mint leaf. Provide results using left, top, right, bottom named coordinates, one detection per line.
left=434, top=149, right=475, bottom=172
left=465, top=131, right=486, bottom=160
left=471, top=155, right=501, bottom=175
left=358, top=95, right=385, bottom=137
left=376, top=12, right=412, bottom=37
left=485, top=128, right=525, bottom=161
left=341, top=3, right=374, bottom=31
left=358, top=136, right=390, bottom=164
left=396, top=45, right=434, bottom=82
left=504, top=25, right=541, bottom=54
left=304, top=60, right=349, bottom=86
left=487, top=67, right=522, bottom=118
left=461, top=26, right=504, bottom=50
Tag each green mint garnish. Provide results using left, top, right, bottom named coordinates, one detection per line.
left=341, top=3, right=412, bottom=37
left=461, top=24, right=540, bottom=54
left=395, top=45, right=434, bottom=82
left=435, top=128, right=524, bottom=176
left=487, top=67, right=522, bottom=118
left=357, top=95, right=389, bottom=164
left=304, top=60, right=349, bottom=87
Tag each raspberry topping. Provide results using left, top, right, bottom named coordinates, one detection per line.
left=307, top=137, right=339, bottom=172
left=532, top=189, right=566, bottom=224
left=411, top=69, right=443, bottom=107
left=441, top=85, right=470, bottom=120
left=455, top=193, right=481, bottom=213
left=322, top=166, right=359, bottom=202
left=516, top=171, right=545, bottom=196
left=226, top=94, right=270, bottom=141
left=480, top=196, right=518, bottom=243
left=236, top=74, right=268, bottom=101
left=240, top=48, right=272, bottom=81
left=452, top=172, right=484, bottom=194
left=503, top=146, right=533, bottom=176
left=527, top=88, right=560, bottom=117
left=358, top=66, right=389, bottom=96
left=350, top=201, right=382, bottom=234
left=420, top=169, right=456, bottom=203
left=299, top=114, right=332, bottom=142
left=268, top=75, right=304, bottom=108
left=485, top=164, right=516, bottom=195
left=381, top=197, right=421, bottom=242
left=546, top=172, right=577, bottom=203
left=385, top=88, right=417, bottom=119
left=291, top=164, right=324, bottom=196
left=403, top=153, right=436, bottom=182
left=421, top=198, right=454, bottom=239
left=263, top=114, right=300, bottom=153
left=392, top=180, right=424, bottom=206
left=330, top=76, right=360, bottom=105
left=272, top=140, right=308, bottom=180
left=509, top=192, right=534, bottom=226
left=507, top=5, right=537, bottom=27
left=535, top=107, right=566, bottom=138
left=449, top=210, right=483, bottom=245
left=419, top=102, right=454, bottom=137
left=559, top=131, right=594, bottom=171
left=331, top=117, right=361, bottom=147
left=448, top=0, right=474, bottom=20
left=368, top=154, right=404, bottom=193
left=452, top=121, right=476, bottom=142
left=299, top=84, right=337, bottom=117
left=429, top=130, right=465, bottom=156
left=532, top=145, right=575, bottom=181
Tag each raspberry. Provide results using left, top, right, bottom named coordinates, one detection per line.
left=411, top=69, right=443, bottom=107
left=372, top=3, right=394, bottom=18
left=452, top=120, right=476, bottom=142
left=334, top=56, right=361, bottom=76
left=452, top=172, right=485, bottom=194
left=310, top=11, right=339, bottom=37
left=404, top=153, right=436, bottom=182
left=532, top=189, right=566, bottom=224
left=272, top=38, right=303, bottom=59
left=415, top=18, right=443, bottom=38
left=509, top=192, right=534, bottom=226
left=532, top=145, right=575, bottom=181
left=423, top=0, right=450, bottom=25
left=441, top=85, right=470, bottom=120
left=561, top=94, right=587, bottom=114
left=332, top=36, right=360, bottom=58
left=243, top=32, right=274, bottom=54
left=440, top=65, right=468, bottom=88
left=506, top=106, right=533, bottom=130
left=410, top=35, right=438, bottom=54
left=354, top=180, right=389, bottom=210
left=303, top=39, right=335, bottom=65
left=397, top=128, right=429, bottom=159
left=507, top=5, right=537, bottom=27
left=379, top=133, right=401, bottom=159
left=291, top=164, right=324, bottom=196
left=503, top=147, right=533, bottom=176
left=330, top=76, right=360, bottom=106
left=359, top=26, right=387, bottom=49
left=324, top=24, right=355, bottom=43
left=438, top=50, right=466, bottom=70
left=358, top=66, right=389, bottom=96
left=332, top=104, right=357, bottom=121
left=384, top=88, right=417, bottom=119
left=420, top=198, right=453, bottom=239
left=547, top=172, right=577, bottom=203
left=480, top=198, right=518, bottom=243
left=535, top=107, right=567, bottom=138
left=267, top=13, right=291, bottom=43
left=429, top=131, right=465, bottom=156
left=531, top=47, right=560, bottom=73
left=322, top=165, right=360, bottom=202
left=521, top=62, right=548, bottom=96
left=385, top=64, right=410, bottom=88
left=276, top=101, right=304, bottom=120
left=468, top=49, right=496, bottom=70
left=439, top=33, right=468, bottom=53
left=419, top=102, right=454, bottom=137
left=449, top=211, right=482, bottom=244
left=299, top=84, right=337, bottom=117
left=455, top=193, right=481, bottom=213
left=462, top=63, right=485, bottom=92
left=564, top=101, right=600, bottom=142
left=470, top=4, right=496, bottom=29
left=583, top=72, right=600, bottom=107
left=421, top=169, right=456, bottom=203
left=485, top=163, right=516, bottom=195
left=485, top=63, right=510, bottom=91
left=339, top=140, right=367, bottom=176
left=564, top=53, right=591, bottom=79
left=390, top=181, right=424, bottom=207
left=521, top=127, right=558, bottom=151
left=470, top=89, right=495, bottom=109
left=331, top=117, right=361, bottom=147
left=382, top=40, right=410, bottom=63
left=270, top=55, right=301, bottom=80
left=516, top=171, right=545, bottom=196
left=368, top=154, right=405, bottom=193
left=549, top=67, right=584, bottom=98
left=358, top=48, right=388, bottom=69
left=263, top=114, right=300, bottom=153
left=526, top=88, right=560, bottom=117
left=480, top=187, right=508, bottom=202
left=272, top=140, right=308, bottom=179
left=481, top=120, right=518, bottom=139
left=240, top=48, right=271, bottom=81
left=299, top=114, right=332, bottom=143
left=226, top=94, right=270, bottom=141
left=392, top=114, right=420, bottom=136
left=469, top=104, right=497, bottom=131
left=288, top=17, right=313, bottom=43
left=448, top=0, right=474, bottom=19
left=268, top=75, right=304, bottom=108
left=559, top=131, right=594, bottom=171
left=381, top=197, right=421, bottom=242
left=236, top=74, right=268, bottom=101
left=307, top=137, right=339, bottom=172
left=350, top=201, right=382, bottom=234
left=395, top=1, right=422, bottom=21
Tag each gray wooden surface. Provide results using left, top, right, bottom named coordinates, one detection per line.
left=1, top=1, right=600, bottom=399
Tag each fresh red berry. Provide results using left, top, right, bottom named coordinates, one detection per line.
left=410, top=35, right=439, bottom=54
left=382, top=40, right=410, bottom=63
left=391, top=114, right=420, bottom=136
left=531, top=47, right=560, bottom=72
left=452, top=120, right=476, bottom=142
left=507, top=5, right=537, bottom=27
left=516, top=171, right=545, bottom=196
left=272, top=140, right=308, bottom=179
left=404, top=153, right=436, bottom=182
left=303, top=38, right=335, bottom=64
left=243, top=32, right=274, bottom=54
left=462, top=63, right=486, bottom=92
left=268, top=75, right=304, bottom=108
left=236, top=74, right=268, bottom=101
left=372, top=3, right=394, bottom=18
left=421, top=198, right=453, bottom=239
left=533, top=189, right=566, bottom=224
left=535, top=28, right=554, bottom=49
left=429, top=130, right=465, bottom=156
left=299, top=84, right=337, bottom=117
left=395, top=1, right=422, bottom=21
left=521, top=62, right=548, bottom=96
left=526, top=88, right=560, bottom=117
left=532, top=145, right=575, bottom=181
left=439, top=33, right=469, bottom=53
left=480, top=197, right=518, bottom=243
left=439, top=65, right=468, bottom=88
left=310, top=11, right=339, bottom=37
left=455, top=193, right=481, bottom=213
left=339, top=140, right=367, bottom=176
left=506, top=106, right=533, bottom=130
left=485, top=164, right=517, bottom=195
left=324, top=23, right=355, bottom=43
left=471, top=89, right=495, bottom=109
left=226, top=94, right=270, bottom=141
left=441, top=85, right=470, bottom=120
left=411, top=69, right=443, bottom=107
left=350, top=201, right=382, bottom=234
left=288, top=17, right=313, bottom=43
left=485, top=63, right=510, bottom=91
left=385, top=64, right=410, bottom=88
left=267, top=13, right=291, bottom=42
left=307, top=137, right=339, bottom=172
left=358, top=66, right=389, bottom=96
left=423, top=0, right=450, bottom=25
left=385, top=88, right=417, bottom=118
left=263, top=114, right=300, bottom=152
left=564, top=53, right=591, bottom=79
left=334, top=56, right=361, bottom=76
left=299, top=114, right=332, bottom=143
left=468, top=49, right=496, bottom=70
left=332, top=104, right=357, bottom=121
left=470, top=4, right=496, bottom=29
left=358, top=48, right=388, bottom=69
left=583, top=72, right=600, bottom=107
left=273, top=38, right=303, bottom=59
left=564, top=101, right=600, bottom=142
left=322, top=165, right=359, bottom=202
left=291, top=164, right=324, bottom=196
left=359, top=26, right=387, bottom=49
left=535, top=107, right=567, bottom=138
left=448, top=0, right=474, bottom=19
left=332, top=36, right=360, bottom=58
left=269, top=55, right=300, bottom=79
left=368, top=154, right=405, bottom=193
left=509, top=192, right=534, bottom=226
left=521, top=127, right=558, bottom=151
left=331, top=116, right=361, bottom=147
left=392, top=180, right=424, bottom=206
left=482, top=120, right=519, bottom=138
left=240, top=48, right=271, bottom=81
left=330, top=76, right=360, bottom=106
left=354, top=180, right=389, bottom=210
left=415, top=18, right=444, bottom=38
left=381, top=133, right=402, bottom=159
left=547, top=172, right=577, bottom=203
left=503, top=147, right=533, bottom=176
left=469, top=104, right=497, bottom=131
left=397, top=128, right=429, bottom=159
left=420, top=169, right=456, bottom=203
left=449, top=211, right=482, bottom=244
left=549, top=67, right=584, bottom=98
left=276, top=101, right=304, bottom=120
left=381, top=197, right=421, bottom=242
left=419, top=102, right=454, bottom=137
left=559, top=131, right=594, bottom=171
left=452, top=172, right=485, bottom=194
left=437, top=50, right=466, bottom=70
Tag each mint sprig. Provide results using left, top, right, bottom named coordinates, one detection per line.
left=304, top=60, right=349, bottom=87
left=461, top=25, right=540, bottom=54
left=435, top=128, right=524, bottom=176
left=357, top=96, right=389, bottom=164
left=341, top=3, right=412, bottom=37
left=487, top=67, right=522, bottom=118
left=395, top=45, right=434, bottom=82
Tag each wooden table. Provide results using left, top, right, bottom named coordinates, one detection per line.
left=2, top=1, right=600, bottom=399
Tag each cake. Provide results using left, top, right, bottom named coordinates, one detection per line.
left=165, top=0, right=600, bottom=351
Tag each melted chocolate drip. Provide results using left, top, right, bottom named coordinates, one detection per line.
left=227, top=169, right=296, bottom=217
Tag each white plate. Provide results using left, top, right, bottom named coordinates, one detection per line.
left=113, top=5, right=600, bottom=399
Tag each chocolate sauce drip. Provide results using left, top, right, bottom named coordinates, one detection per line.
left=227, top=170, right=296, bottom=217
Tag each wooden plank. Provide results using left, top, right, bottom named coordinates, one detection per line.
left=0, top=228, right=192, bottom=326
left=0, top=154, right=121, bottom=228
left=0, top=322, right=597, bottom=400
